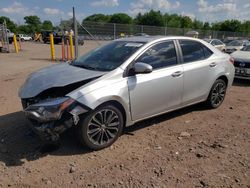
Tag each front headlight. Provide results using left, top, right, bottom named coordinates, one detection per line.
left=25, top=97, right=75, bottom=122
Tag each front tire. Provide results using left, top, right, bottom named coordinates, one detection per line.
left=77, top=104, right=124, bottom=150
left=206, top=79, right=227, bottom=108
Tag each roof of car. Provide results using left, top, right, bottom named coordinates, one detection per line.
left=232, top=39, right=249, bottom=42
left=116, top=35, right=203, bottom=43
left=203, top=38, right=212, bottom=42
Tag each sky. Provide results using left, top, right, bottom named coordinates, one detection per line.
left=0, top=0, right=250, bottom=25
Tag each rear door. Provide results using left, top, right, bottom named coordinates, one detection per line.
left=178, top=40, right=215, bottom=105
left=127, top=40, right=183, bottom=121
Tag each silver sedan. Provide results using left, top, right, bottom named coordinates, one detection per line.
left=19, top=36, right=235, bottom=150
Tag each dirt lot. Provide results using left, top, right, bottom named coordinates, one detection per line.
left=0, top=42, right=249, bottom=188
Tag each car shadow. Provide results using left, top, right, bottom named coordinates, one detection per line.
left=233, top=78, right=250, bottom=87
left=124, top=103, right=208, bottom=134
left=0, top=111, right=93, bottom=166
left=0, top=103, right=208, bottom=167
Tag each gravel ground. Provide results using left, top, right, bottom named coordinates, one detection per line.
left=0, top=42, right=249, bottom=188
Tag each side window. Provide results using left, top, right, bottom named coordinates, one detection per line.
left=216, top=40, right=223, bottom=45
left=179, top=40, right=212, bottom=63
left=202, top=45, right=213, bottom=58
left=136, top=41, right=177, bottom=69
left=211, top=40, right=217, bottom=46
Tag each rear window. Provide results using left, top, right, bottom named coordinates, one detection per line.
left=179, top=40, right=213, bottom=63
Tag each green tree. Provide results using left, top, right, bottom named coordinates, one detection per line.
left=203, top=22, right=211, bottom=30
left=193, top=19, right=203, bottom=29
left=42, top=20, right=53, bottom=30
left=0, top=16, right=17, bottom=32
left=134, top=13, right=143, bottom=25
left=211, top=22, right=222, bottom=31
left=109, top=13, right=132, bottom=24
left=83, top=14, right=110, bottom=23
left=165, top=14, right=181, bottom=28
left=220, top=19, right=241, bottom=32
left=135, top=10, right=164, bottom=26
left=24, top=15, right=41, bottom=33
left=17, top=25, right=30, bottom=34
left=180, top=16, right=193, bottom=28
left=241, top=21, right=250, bottom=34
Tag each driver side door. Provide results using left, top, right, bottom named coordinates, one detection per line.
left=127, top=40, right=183, bottom=121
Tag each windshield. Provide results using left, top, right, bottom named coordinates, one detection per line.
left=228, top=40, right=243, bottom=46
left=241, top=45, right=250, bottom=51
left=72, top=41, right=145, bottom=71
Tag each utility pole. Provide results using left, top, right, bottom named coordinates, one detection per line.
left=73, top=6, right=78, bottom=59
left=3, top=20, right=10, bottom=52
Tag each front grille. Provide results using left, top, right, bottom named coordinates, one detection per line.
left=235, top=73, right=250, bottom=77
left=234, top=60, right=250, bottom=68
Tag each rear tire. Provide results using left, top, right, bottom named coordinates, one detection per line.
left=77, top=104, right=124, bottom=150
left=206, top=79, right=227, bottom=108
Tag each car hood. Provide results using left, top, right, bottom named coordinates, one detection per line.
left=231, top=51, right=250, bottom=60
left=19, top=63, right=106, bottom=99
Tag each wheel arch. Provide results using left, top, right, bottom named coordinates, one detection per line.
left=205, top=74, right=229, bottom=100
left=217, top=75, right=228, bottom=87
left=97, top=100, right=127, bottom=128
left=76, top=95, right=133, bottom=127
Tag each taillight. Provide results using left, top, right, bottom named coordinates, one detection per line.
left=229, top=57, right=234, bottom=65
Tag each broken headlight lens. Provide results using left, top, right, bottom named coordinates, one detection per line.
left=25, top=97, right=75, bottom=122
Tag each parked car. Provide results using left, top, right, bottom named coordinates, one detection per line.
left=17, top=34, right=32, bottom=41
left=225, top=40, right=250, bottom=54
left=19, top=36, right=235, bottom=150
left=230, top=45, right=250, bottom=80
left=41, top=30, right=84, bottom=45
left=222, top=37, right=239, bottom=45
left=134, top=33, right=149, bottom=37
left=186, top=30, right=199, bottom=38
left=204, top=39, right=226, bottom=52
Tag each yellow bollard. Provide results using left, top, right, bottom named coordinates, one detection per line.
left=69, top=34, right=74, bottom=60
left=50, top=33, right=55, bottom=61
left=13, top=34, right=19, bottom=53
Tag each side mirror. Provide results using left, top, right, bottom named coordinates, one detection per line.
left=133, top=62, right=153, bottom=74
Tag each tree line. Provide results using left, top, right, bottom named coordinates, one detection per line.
left=1, top=10, right=250, bottom=34
left=83, top=10, right=250, bottom=34
left=0, top=15, right=54, bottom=34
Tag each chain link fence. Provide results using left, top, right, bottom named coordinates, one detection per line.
left=77, top=21, right=249, bottom=41
left=0, top=21, right=10, bottom=52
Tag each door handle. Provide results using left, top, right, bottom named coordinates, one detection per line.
left=209, top=62, right=217, bottom=67
left=172, top=71, right=183, bottom=77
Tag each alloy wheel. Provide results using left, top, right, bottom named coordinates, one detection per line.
left=87, top=109, right=120, bottom=146
left=211, top=82, right=226, bottom=107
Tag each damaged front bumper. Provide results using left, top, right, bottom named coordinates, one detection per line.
left=23, top=97, right=89, bottom=141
